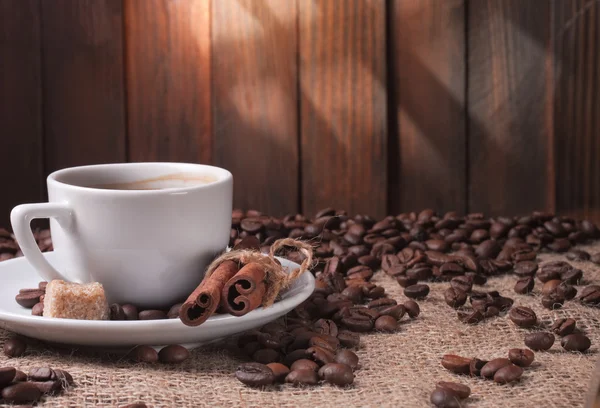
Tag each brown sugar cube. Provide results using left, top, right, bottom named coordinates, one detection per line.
left=43, top=280, right=109, bottom=320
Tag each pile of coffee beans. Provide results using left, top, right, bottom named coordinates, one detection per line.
left=0, top=364, right=73, bottom=404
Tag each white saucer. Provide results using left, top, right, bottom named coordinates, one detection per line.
left=0, top=252, right=314, bottom=350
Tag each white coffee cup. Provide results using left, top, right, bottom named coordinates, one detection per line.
left=10, top=162, right=233, bottom=309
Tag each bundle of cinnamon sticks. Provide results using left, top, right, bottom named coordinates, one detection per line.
left=179, top=238, right=312, bottom=327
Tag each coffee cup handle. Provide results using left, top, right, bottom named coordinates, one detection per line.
left=10, top=203, right=74, bottom=282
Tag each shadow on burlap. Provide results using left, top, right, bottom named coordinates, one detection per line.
left=2, top=244, right=600, bottom=407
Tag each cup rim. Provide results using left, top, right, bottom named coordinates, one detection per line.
left=47, top=162, right=233, bottom=195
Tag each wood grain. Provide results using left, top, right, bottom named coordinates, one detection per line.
left=390, top=0, right=466, bottom=215
left=0, top=0, right=43, bottom=227
left=41, top=0, right=126, bottom=172
left=299, top=0, right=387, bottom=218
left=554, top=0, right=600, bottom=224
left=212, top=0, right=298, bottom=216
left=468, top=0, right=554, bottom=216
left=125, top=0, right=211, bottom=164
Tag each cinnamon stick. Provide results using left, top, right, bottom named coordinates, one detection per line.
left=179, top=260, right=239, bottom=326
left=220, top=262, right=267, bottom=317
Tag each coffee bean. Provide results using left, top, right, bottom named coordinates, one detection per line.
left=513, top=261, right=538, bottom=277
left=52, top=369, right=73, bottom=386
left=558, top=282, right=577, bottom=300
left=365, top=285, right=385, bottom=299
left=110, top=304, right=126, bottom=320
left=561, top=333, right=591, bottom=352
left=4, top=337, right=26, bottom=357
left=514, top=277, right=534, bottom=294
left=32, top=302, right=44, bottom=316
left=367, top=298, right=397, bottom=312
left=236, top=362, right=275, bottom=387
left=283, top=349, right=310, bottom=366
left=285, top=368, right=319, bottom=386
left=1, top=382, right=41, bottom=404
left=450, top=275, right=472, bottom=293
left=121, top=304, right=139, bottom=320
left=318, top=363, right=354, bottom=386
left=14, top=370, right=27, bottom=382
left=581, top=285, right=600, bottom=305
left=441, top=354, right=471, bottom=374
left=435, top=382, right=471, bottom=399
left=430, top=388, right=461, bottom=408
left=551, top=318, right=576, bottom=336
left=266, top=363, right=290, bottom=383
left=561, top=268, right=583, bottom=285
left=467, top=358, right=486, bottom=377
left=337, top=330, right=360, bottom=348
left=476, top=239, right=501, bottom=259
left=314, top=319, right=338, bottom=337
left=542, top=280, right=561, bottom=296
left=493, top=364, right=523, bottom=384
left=458, top=310, right=484, bottom=324
left=541, top=292, right=565, bottom=309
left=508, top=348, right=535, bottom=367
left=167, top=303, right=182, bottom=319
left=396, top=276, right=418, bottom=288
left=444, top=288, right=467, bottom=309
left=481, top=358, right=511, bottom=378
left=158, top=345, right=190, bottom=364
left=378, top=304, right=406, bottom=320
left=290, top=359, right=319, bottom=372
left=397, top=247, right=415, bottom=264
left=308, top=336, right=338, bottom=352
left=130, top=345, right=158, bottom=363
left=0, top=367, right=16, bottom=387
left=138, top=310, right=167, bottom=320
left=306, top=346, right=335, bottom=366
left=334, top=350, right=359, bottom=370
left=524, top=332, right=555, bottom=351
left=358, top=255, right=380, bottom=270
left=509, top=306, right=537, bottom=328
left=404, top=284, right=430, bottom=299
left=374, top=315, right=398, bottom=332
left=28, top=367, right=53, bottom=382
left=33, top=380, right=61, bottom=395
left=398, top=301, right=417, bottom=319
left=15, top=290, right=44, bottom=308
left=566, top=249, right=590, bottom=261
left=406, top=266, right=433, bottom=281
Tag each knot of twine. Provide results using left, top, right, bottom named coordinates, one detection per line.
left=204, top=238, right=314, bottom=307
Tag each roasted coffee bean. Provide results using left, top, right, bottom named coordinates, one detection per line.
left=122, top=304, right=139, bottom=320
left=558, top=282, right=577, bottom=300
left=581, top=285, right=600, bottom=305
left=381, top=254, right=400, bottom=272
left=15, top=290, right=44, bottom=308
left=406, top=266, right=433, bottom=281
left=404, top=284, right=430, bottom=299
left=542, top=280, right=561, bottom=296
left=110, top=304, right=126, bottom=320
left=32, top=302, right=44, bottom=316
left=52, top=369, right=73, bottom=385
left=14, top=370, right=27, bottom=382
left=509, top=306, right=537, bottom=328
left=365, top=285, right=386, bottom=299
left=430, top=388, right=461, bottom=408
left=290, top=359, right=319, bottom=372
left=469, top=358, right=487, bottom=377
left=435, top=382, right=471, bottom=399
left=541, top=292, right=565, bottom=309
left=159, top=345, right=190, bottom=364
left=139, top=310, right=167, bottom=320
left=367, top=298, right=397, bottom=311
left=566, top=249, right=590, bottom=261
left=285, top=368, right=319, bottom=386
left=308, top=336, right=338, bottom=352
left=483, top=306, right=500, bottom=318
left=397, top=247, right=415, bottom=264
left=334, top=350, right=359, bottom=370
left=480, top=358, right=511, bottom=378
left=336, top=330, right=360, bottom=348
left=252, top=348, right=280, bottom=364
left=340, top=284, right=363, bottom=303
left=33, top=380, right=61, bottom=395
left=513, top=261, right=538, bottom=277
left=466, top=271, right=487, bottom=285
left=235, top=362, right=275, bottom=387
left=1, top=382, right=41, bottom=404
left=396, top=276, right=418, bottom=288
left=404, top=300, right=420, bottom=318
left=514, top=277, right=535, bottom=294
left=28, top=367, right=53, bottom=381
left=313, top=319, right=338, bottom=337
left=374, top=315, right=398, bottom=332
left=476, top=239, right=501, bottom=259
left=438, top=263, right=465, bottom=281
left=524, top=332, right=555, bottom=351
left=357, top=255, right=380, bottom=270
left=441, top=354, right=471, bottom=374
left=306, top=346, right=335, bottom=366
left=508, top=348, right=535, bottom=367
left=4, top=337, right=26, bottom=357
left=166, top=303, right=182, bottom=319
left=444, top=288, right=467, bottom=309
left=494, top=364, right=523, bottom=384
left=283, top=349, right=310, bottom=366
left=0, top=367, right=16, bottom=386
left=561, top=333, right=591, bottom=352
left=130, top=345, right=159, bottom=363
left=458, top=310, right=484, bottom=324
left=551, top=318, right=576, bottom=336
left=450, top=276, right=472, bottom=293
left=318, top=363, right=354, bottom=386
left=378, top=304, right=406, bottom=320
left=560, top=267, right=583, bottom=285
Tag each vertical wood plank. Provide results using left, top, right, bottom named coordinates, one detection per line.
left=41, top=0, right=126, bottom=172
left=125, top=0, right=211, bottom=164
left=468, top=0, right=554, bottom=216
left=0, top=0, right=43, bottom=226
left=554, top=0, right=600, bottom=224
left=390, top=0, right=466, bottom=215
left=212, top=0, right=298, bottom=216
left=299, top=0, right=387, bottom=218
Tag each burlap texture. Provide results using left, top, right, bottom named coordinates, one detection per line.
left=2, top=244, right=600, bottom=407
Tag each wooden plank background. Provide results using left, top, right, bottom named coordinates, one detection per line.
left=1, top=0, right=599, bottom=226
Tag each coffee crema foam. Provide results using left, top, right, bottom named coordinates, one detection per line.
left=89, top=173, right=217, bottom=190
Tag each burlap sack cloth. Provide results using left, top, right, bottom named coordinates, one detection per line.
left=2, top=243, right=600, bottom=407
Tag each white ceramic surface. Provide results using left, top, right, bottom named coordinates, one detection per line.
left=11, top=162, right=233, bottom=308
left=0, top=253, right=314, bottom=349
